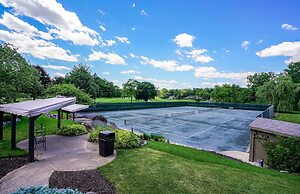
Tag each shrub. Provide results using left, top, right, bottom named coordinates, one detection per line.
left=92, top=115, right=108, bottom=123
left=12, top=186, right=82, bottom=194
left=46, top=84, right=93, bottom=105
left=141, top=133, right=168, bottom=142
left=57, top=124, right=87, bottom=136
left=88, top=126, right=141, bottom=149
left=264, top=137, right=300, bottom=173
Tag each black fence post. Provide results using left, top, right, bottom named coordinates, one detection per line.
left=57, top=109, right=61, bottom=129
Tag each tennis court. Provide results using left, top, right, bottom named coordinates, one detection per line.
left=85, top=106, right=262, bottom=152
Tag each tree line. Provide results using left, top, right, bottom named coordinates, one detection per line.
left=1, top=43, right=299, bottom=112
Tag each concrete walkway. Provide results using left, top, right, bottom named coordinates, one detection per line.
left=220, top=151, right=259, bottom=166
left=0, top=135, right=116, bottom=194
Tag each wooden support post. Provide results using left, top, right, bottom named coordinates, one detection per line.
left=66, top=112, right=69, bottom=120
left=11, top=114, right=17, bottom=150
left=72, top=112, right=75, bottom=121
left=0, top=111, right=3, bottom=141
left=57, top=109, right=61, bottom=129
left=28, top=115, right=39, bottom=162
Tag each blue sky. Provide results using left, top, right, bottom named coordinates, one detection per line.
left=0, top=0, right=299, bottom=89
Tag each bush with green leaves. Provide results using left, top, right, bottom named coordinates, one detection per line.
left=46, top=84, right=93, bottom=105
left=57, top=124, right=87, bottom=136
left=12, top=186, right=82, bottom=194
left=264, top=137, right=300, bottom=173
left=88, top=126, right=141, bottom=149
left=141, top=133, right=168, bottom=142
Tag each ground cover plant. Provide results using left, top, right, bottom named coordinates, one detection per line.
left=57, top=124, right=87, bottom=136
left=274, top=112, right=300, bottom=124
left=99, top=141, right=300, bottom=194
left=12, top=186, right=82, bottom=194
left=0, top=115, right=74, bottom=158
left=89, top=126, right=141, bottom=149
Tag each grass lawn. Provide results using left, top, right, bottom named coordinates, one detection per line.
left=0, top=115, right=74, bottom=158
left=99, top=142, right=300, bottom=194
left=273, top=112, right=300, bottom=124
left=95, top=97, right=194, bottom=103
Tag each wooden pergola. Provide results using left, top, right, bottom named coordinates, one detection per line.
left=62, top=104, right=89, bottom=121
left=0, top=97, right=76, bottom=162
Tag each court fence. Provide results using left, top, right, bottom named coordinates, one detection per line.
left=81, top=101, right=274, bottom=118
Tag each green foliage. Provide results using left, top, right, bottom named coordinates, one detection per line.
left=57, top=124, right=87, bottom=136
left=210, top=84, right=242, bottom=102
left=256, top=76, right=296, bottom=112
left=195, top=88, right=211, bottom=101
left=92, top=115, right=108, bottom=123
left=141, top=133, right=168, bottom=142
left=89, top=126, right=141, bottom=149
left=158, top=88, right=170, bottom=99
left=13, top=186, right=82, bottom=194
left=247, top=72, right=277, bottom=88
left=122, top=79, right=139, bottom=102
left=46, top=84, right=93, bottom=105
left=0, top=43, right=43, bottom=103
left=284, top=62, right=300, bottom=83
left=94, top=75, right=122, bottom=98
left=135, top=81, right=157, bottom=102
left=33, top=65, right=51, bottom=88
left=64, top=64, right=99, bottom=99
left=264, top=137, right=300, bottom=173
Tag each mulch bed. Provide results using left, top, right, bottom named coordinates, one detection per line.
left=0, top=156, right=28, bottom=179
left=49, top=169, right=116, bottom=194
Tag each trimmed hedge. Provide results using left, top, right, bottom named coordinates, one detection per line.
left=89, top=126, right=141, bottom=149
left=264, top=137, right=300, bottom=173
left=12, top=186, right=82, bottom=194
left=57, top=124, right=88, bottom=136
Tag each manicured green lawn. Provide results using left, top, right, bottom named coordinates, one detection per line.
left=274, top=112, right=300, bottom=124
left=99, top=142, right=300, bottom=194
left=95, top=97, right=194, bottom=103
left=0, top=115, right=74, bottom=158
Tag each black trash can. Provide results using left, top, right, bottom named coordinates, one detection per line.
left=99, top=131, right=115, bottom=157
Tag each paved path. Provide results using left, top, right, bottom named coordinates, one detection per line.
left=220, top=150, right=259, bottom=166
left=0, top=135, right=116, bottom=194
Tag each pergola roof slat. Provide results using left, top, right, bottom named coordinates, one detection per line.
left=61, top=104, right=89, bottom=113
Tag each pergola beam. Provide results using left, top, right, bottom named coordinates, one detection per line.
left=0, top=111, right=3, bottom=141
left=11, top=114, right=17, bottom=150
left=57, top=109, right=61, bottom=129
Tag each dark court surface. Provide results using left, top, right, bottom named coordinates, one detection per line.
left=86, top=106, right=262, bottom=152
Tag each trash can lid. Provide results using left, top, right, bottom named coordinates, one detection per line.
left=99, top=130, right=115, bottom=139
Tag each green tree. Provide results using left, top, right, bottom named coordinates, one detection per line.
left=210, top=84, right=242, bottom=103
left=284, top=62, right=300, bottom=83
left=33, top=65, right=51, bottom=88
left=52, top=76, right=65, bottom=85
left=135, top=82, right=157, bottom=102
left=46, top=84, right=93, bottom=105
left=0, top=43, right=42, bottom=103
left=195, top=88, right=210, bottom=101
left=159, top=88, right=170, bottom=99
left=122, top=79, right=139, bottom=102
left=247, top=72, right=277, bottom=88
left=256, top=76, right=295, bottom=112
left=65, top=64, right=99, bottom=99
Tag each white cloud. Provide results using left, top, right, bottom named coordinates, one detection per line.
left=98, top=9, right=105, bottom=15
left=135, top=76, right=177, bottom=89
left=175, top=49, right=182, bottom=56
left=140, top=56, right=194, bottom=72
left=129, top=53, right=136, bottom=58
left=132, top=3, right=136, bottom=8
left=199, top=81, right=230, bottom=88
left=121, top=70, right=140, bottom=74
left=131, top=27, right=136, bottom=31
left=241, top=40, right=250, bottom=50
left=0, top=12, right=52, bottom=40
left=0, top=30, right=78, bottom=61
left=1, top=0, right=99, bottom=46
left=281, top=23, right=298, bottom=31
left=115, top=36, right=130, bottom=44
left=99, top=25, right=106, bottom=32
left=256, top=39, right=263, bottom=44
left=88, top=50, right=126, bottom=65
left=140, top=10, right=148, bottom=16
left=105, top=39, right=116, bottom=46
left=256, top=41, right=300, bottom=64
left=194, top=66, right=253, bottom=86
left=103, top=72, right=111, bottom=75
left=42, top=64, right=71, bottom=71
left=186, top=49, right=213, bottom=63
left=173, top=33, right=195, bottom=48
left=54, top=72, right=65, bottom=77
